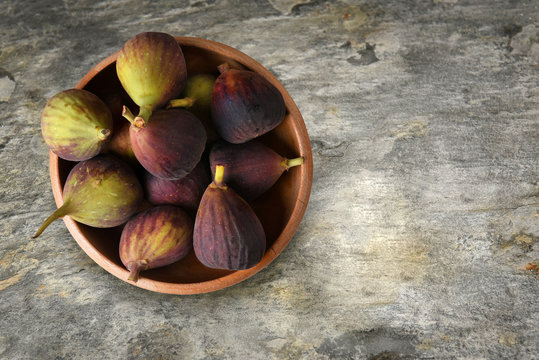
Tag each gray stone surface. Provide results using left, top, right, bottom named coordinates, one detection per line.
left=1, top=0, right=538, bottom=359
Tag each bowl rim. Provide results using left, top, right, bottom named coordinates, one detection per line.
left=49, top=36, right=313, bottom=295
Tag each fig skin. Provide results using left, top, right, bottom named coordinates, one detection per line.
left=210, top=140, right=303, bottom=201
left=33, top=155, right=143, bottom=238
left=116, top=32, right=187, bottom=127
left=119, top=205, right=194, bottom=282
left=211, top=64, right=286, bottom=144
left=143, top=158, right=211, bottom=215
left=41, top=89, right=113, bottom=161
left=128, top=108, right=207, bottom=180
left=193, top=165, right=266, bottom=270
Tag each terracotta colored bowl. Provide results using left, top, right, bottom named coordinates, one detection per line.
left=49, top=36, right=313, bottom=295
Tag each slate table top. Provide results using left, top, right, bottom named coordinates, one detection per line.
left=1, top=0, right=537, bottom=359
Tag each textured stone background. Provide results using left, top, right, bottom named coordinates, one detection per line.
left=1, top=0, right=538, bottom=359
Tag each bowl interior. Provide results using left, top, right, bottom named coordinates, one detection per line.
left=52, top=37, right=312, bottom=294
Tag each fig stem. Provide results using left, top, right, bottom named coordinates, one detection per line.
left=127, top=260, right=148, bottom=282
left=283, top=157, right=304, bottom=169
left=32, top=203, right=70, bottom=238
left=122, top=106, right=136, bottom=125
left=134, top=105, right=152, bottom=128
left=166, top=97, right=195, bottom=109
left=217, top=63, right=231, bottom=74
left=127, top=267, right=141, bottom=282
left=97, top=128, right=112, bottom=141
left=214, top=165, right=225, bottom=186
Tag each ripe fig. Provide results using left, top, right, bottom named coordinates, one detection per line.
left=33, top=155, right=143, bottom=238
left=168, top=74, right=219, bottom=142
left=41, top=89, right=113, bottom=161
left=194, top=165, right=266, bottom=270
left=116, top=32, right=187, bottom=127
left=124, top=108, right=207, bottom=180
left=119, top=205, right=193, bottom=282
left=143, top=158, right=211, bottom=214
left=211, top=63, right=286, bottom=144
left=104, top=117, right=138, bottom=166
left=210, top=140, right=303, bottom=201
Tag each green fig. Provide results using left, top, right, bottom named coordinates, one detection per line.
left=116, top=32, right=187, bottom=127
left=119, top=205, right=194, bottom=282
left=41, top=89, right=113, bottom=161
left=168, top=74, right=219, bottom=142
left=33, top=155, right=143, bottom=238
left=193, top=165, right=266, bottom=270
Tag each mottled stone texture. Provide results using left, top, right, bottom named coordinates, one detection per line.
left=1, top=0, right=538, bottom=359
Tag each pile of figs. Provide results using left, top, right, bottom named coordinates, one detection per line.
left=34, top=32, right=304, bottom=282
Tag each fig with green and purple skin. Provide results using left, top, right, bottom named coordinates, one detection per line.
left=33, top=155, right=143, bottom=238
left=119, top=205, right=194, bottom=282
left=210, top=140, right=303, bottom=201
left=116, top=32, right=187, bottom=127
left=194, top=165, right=266, bottom=270
left=123, top=107, right=206, bottom=180
left=211, top=63, right=286, bottom=144
left=41, top=89, right=113, bottom=161
left=144, top=158, right=211, bottom=214
left=168, top=74, right=219, bottom=142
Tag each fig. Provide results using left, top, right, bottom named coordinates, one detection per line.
left=144, top=158, right=211, bottom=214
left=116, top=32, right=187, bottom=127
left=168, top=73, right=215, bottom=110
left=41, top=89, right=113, bottom=161
left=210, top=140, right=303, bottom=201
left=124, top=107, right=207, bottom=180
left=119, top=205, right=193, bottom=282
left=104, top=117, right=138, bottom=166
left=194, top=165, right=266, bottom=270
left=211, top=63, right=286, bottom=144
left=168, top=74, right=219, bottom=142
left=33, top=155, right=143, bottom=238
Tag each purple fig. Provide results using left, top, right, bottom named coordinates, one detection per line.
left=211, top=63, right=286, bottom=144
left=194, top=165, right=266, bottom=270
left=143, top=158, right=211, bottom=214
left=41, top=89, right=113, bottom=161
left=104, top=118, right=138, bottom=166
left=119, top=205, right=193, bottom=282
left=116, top=32, right=187, bottom=127
left=210, top=140, right=303, bottom=201
left=125, top=108, right=207, bottom=180
left=33, top=155, right=143, bottom=238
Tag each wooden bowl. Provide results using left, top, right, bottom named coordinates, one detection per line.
left=49, top=36, right=313, bottom=295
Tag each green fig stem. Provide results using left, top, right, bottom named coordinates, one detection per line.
left=283, top=157, right=304, bottom=170
left=97, top=128, right=112, bottom=141
left=122, top=105, right=136, bottom=125
left=134, top=105, right=152, bottom=128
left=217, top=63, right=231, bottom=74
left=214, top=165, right=225, bottom=186
left=32, top=202, right=70, bottom=238
left=127, top=260, right=148, bottom=282
left=166, top=97, right=196, bottom=109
